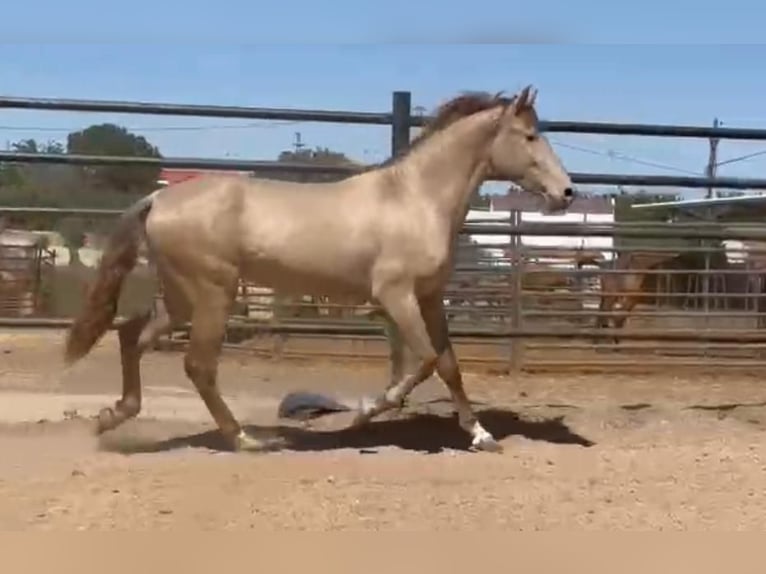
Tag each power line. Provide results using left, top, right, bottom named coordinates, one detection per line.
left=7, top=120, right=761, bottom=175
left=549, top=138, right=703, bottom=176
left=0, top=120, right=304, bottom=133
left=715, top=148, right=766, bottom=167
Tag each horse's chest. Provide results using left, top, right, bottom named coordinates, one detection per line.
left=402, top=219, right=452, bottom=263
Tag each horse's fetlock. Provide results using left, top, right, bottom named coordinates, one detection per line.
left=117, top=396, right=141, bottom=415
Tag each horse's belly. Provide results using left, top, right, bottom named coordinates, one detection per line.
left=239, top=255, right=370, bottom=300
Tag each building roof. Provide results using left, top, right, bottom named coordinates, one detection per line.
left=630, top=192, right=766, bottom=221
left=158, top=168, right=252, bottom=186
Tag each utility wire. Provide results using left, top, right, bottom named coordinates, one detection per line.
left=0, top=120, right=304, bottom=133
left=715, top=148, right=766, bottom=167
left=549, top=138, right=703, bottom=176
left=6, top=121, right=764, bottom=174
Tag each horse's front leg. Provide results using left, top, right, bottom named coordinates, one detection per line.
left=418, top=291, right=501, bottom=452
left=351, top=284, right=438, bottom=426
left=352, top=285, right=500, bottom=452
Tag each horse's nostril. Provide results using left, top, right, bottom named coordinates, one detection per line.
left=563, top=187, right=574, bottom=198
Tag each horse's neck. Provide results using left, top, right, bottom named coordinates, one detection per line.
left=403, top=109, right=500, bottom=228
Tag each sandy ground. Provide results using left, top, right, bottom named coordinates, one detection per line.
left=0, top=328, right=764, bottom=530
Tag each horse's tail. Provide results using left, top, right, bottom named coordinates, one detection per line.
left=64, top=194, right=155, bottom=365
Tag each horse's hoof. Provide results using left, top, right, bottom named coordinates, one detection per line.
left=95, top=407, right=118, bottom=435
left=471, top=435, right=504, bottom=453
left=350, top=412, right=369, bottom=428
left=232, top=431, right=283, bottom=453
left=350, top=397, right=375, bottom=427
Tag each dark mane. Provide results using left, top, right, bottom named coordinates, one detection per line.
left=375, top=91, right=514, bottom=169
left=413, top=91, right=514, bottom=146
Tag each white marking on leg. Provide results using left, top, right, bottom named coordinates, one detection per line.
left=352, top=369, right=429, bottom=427
left=470, top=421, right=501, bottom=452
left=353, top=385, right=405, bottom=425
left=235, top=430, right=284, bottom=452
left=452, top=396, right=502, bottom=453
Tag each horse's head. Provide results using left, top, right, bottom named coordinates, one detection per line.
left=489, top=85, right=575, bottom=213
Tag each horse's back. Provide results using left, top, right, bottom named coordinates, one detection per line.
left=144, top=173, right=381, bottom=297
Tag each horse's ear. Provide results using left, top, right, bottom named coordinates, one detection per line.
left=527, top=87, right=538, bottom=107
left=508, top=84, right=535, bottom=116
left=515, top=85, right=533, bottom=110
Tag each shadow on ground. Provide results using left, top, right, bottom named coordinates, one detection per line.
left=685, top=401, right=766, bottom=413
left=99, top=407, right=596, bottom=456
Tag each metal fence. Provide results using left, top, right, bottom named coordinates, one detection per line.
left=0, top=239, right=54, bottom=317
left=4, top=91, right=766, bottom=372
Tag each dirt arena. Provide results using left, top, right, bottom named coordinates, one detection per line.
left=0, top=328, right=764, bottom=530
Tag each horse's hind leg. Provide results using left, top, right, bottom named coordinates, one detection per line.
left=182, top=279, right=276, bottom=452
left=96, top=299, right=176, bottom=434
left=382, top=313, right=406, bottom=391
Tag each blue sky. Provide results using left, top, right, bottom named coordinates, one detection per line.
left=1, top=0, right=766, bottom=198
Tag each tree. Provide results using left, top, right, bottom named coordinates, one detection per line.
left=266, top=146, right=358, bottom=183
left=0, top=139, right=67, bottom=188
left=66, top=123, right=162, bottom=194
left=0, top=135, right=153, bottom=231
left=10, top=139, right=65, bottom=154
left=613, top=190, right=679, bottom=224
left=613, top=190, right=685, bottom=249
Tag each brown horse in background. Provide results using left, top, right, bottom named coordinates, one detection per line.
left=593, top=251, right=686, bottom=344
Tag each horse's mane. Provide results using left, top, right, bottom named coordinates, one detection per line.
left=373, top=91, right=517, bottom=170
left=413, top=91, right=514, bottom=146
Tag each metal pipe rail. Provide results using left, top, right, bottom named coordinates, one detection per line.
left=1, top=204, right=764, bottom=239
left=4, top=151, right=766, bottom=191
left=519, top=290, right=766, bottom=299
left=6, top=94, right=766, bottom=140
left=6, top=316, right=766, bottom=344
left=0, top=95, right=394, bottom=126
left=523, top=268, right=766, bottom=276
left=6, top=206, right=766, bottom=241
left=464, top=223, right=766, bottom=240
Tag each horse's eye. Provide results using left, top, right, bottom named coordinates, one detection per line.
left=526, top=134, right=537, bottom=143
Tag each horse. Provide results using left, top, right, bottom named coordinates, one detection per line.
left=593, top=251, right=680, bottom=344
left=63, top=85, right=575, bottom=453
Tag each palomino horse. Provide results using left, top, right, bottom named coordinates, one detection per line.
left=63, top=86, right=575, bottom=453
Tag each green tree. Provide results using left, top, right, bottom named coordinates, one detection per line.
left=0, top=139, right=67, bottom=188
left=10, top=139, right=65, bottom=154
left=0, top=135, right=149, bottom=231
left=612, top=190, right=727, bottom=276
left=613, top=190, right=684, bottom=249
left=266, top=146, right=358, bottom=183
left=66, top=123, right=162, bottom=194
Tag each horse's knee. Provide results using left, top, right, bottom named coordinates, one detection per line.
left=183, top=353, right=216, bottom=386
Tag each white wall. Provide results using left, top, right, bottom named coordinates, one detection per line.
left=465, top=209, right=615, bottom=266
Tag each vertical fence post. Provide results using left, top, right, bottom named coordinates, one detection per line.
left=387, top=91, right=413, bottom=376
left=391, top=91, right=412, bottom=158
left=508, top=209, right=525, bottom=372
left=701, top=206, right=712, bottom=361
